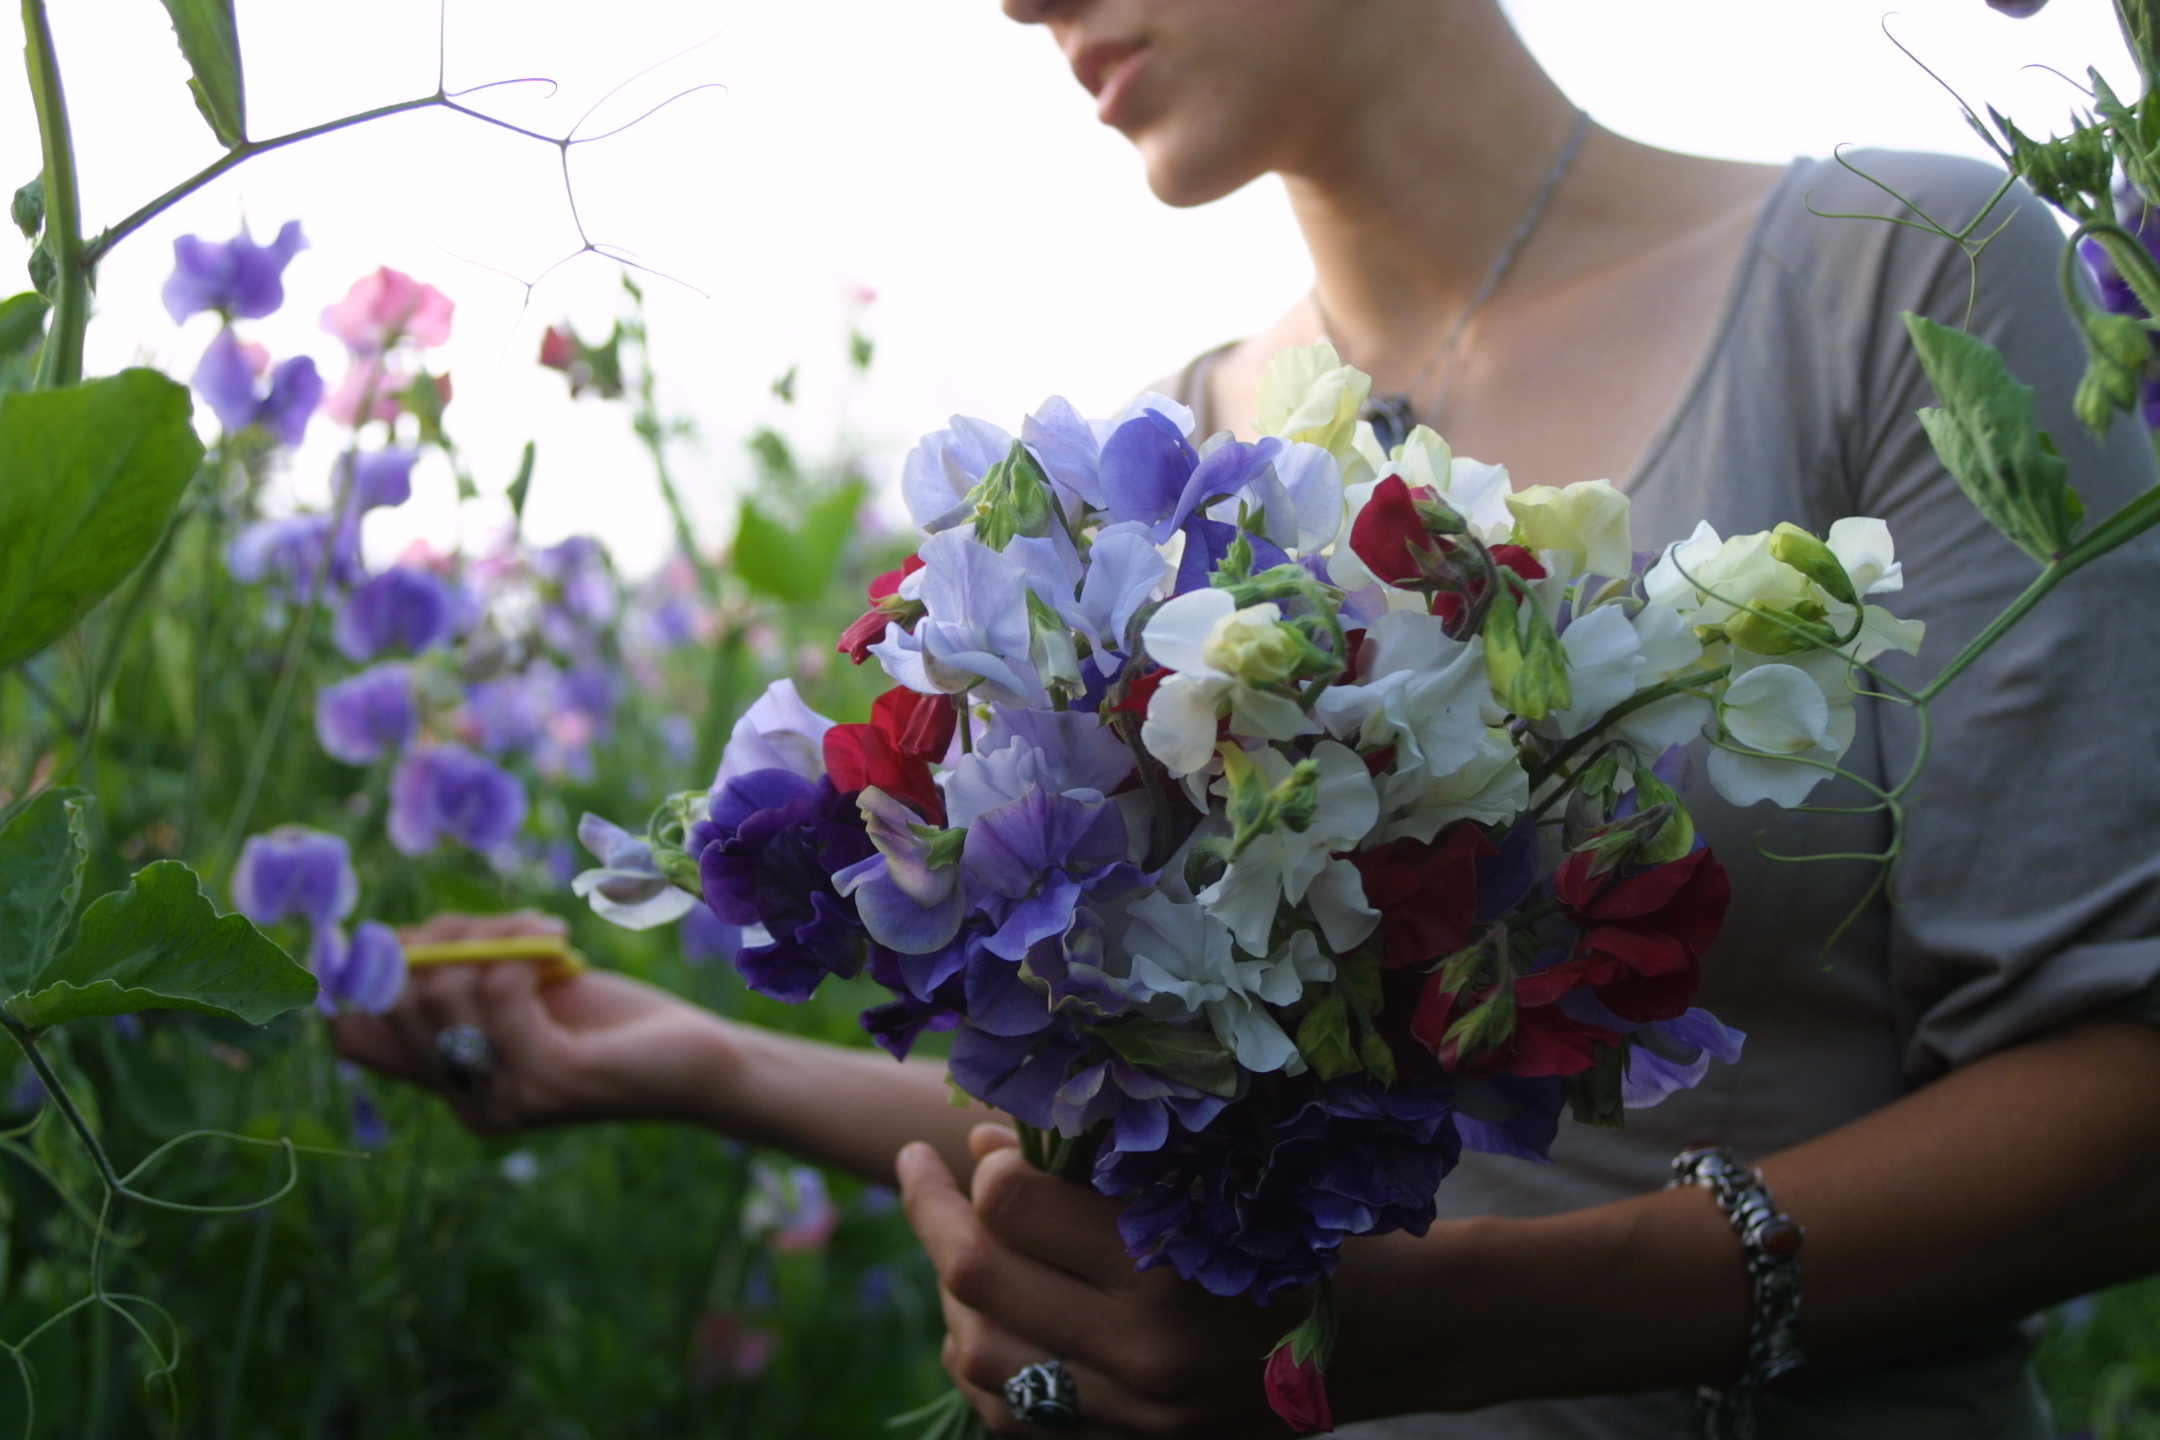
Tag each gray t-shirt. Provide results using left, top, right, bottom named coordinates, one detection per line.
left=1163, top=151, right=2160, bottom=1439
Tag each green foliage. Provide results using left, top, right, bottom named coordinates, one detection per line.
left=1905, top=314, right=2087, bottom=565
left=156, top=0, right=246, bottom=147
left=0, top=368, right=202, bottom=669
left=0, top=789, right=90, bottom=994
left=8, top=861, right=311, bottom=1029
left=2040, top=1279, right=2160, bottom=1437
left=733, top=480, right=869, bottom=604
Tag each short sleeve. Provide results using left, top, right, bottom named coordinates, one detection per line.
left=1836, top=152, right=2160, bottom=1076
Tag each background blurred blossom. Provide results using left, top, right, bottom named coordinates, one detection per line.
left=161, top=220, right=307, bottom=323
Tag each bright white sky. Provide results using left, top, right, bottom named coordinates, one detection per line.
left=0, top=0, right=2136, bottom=573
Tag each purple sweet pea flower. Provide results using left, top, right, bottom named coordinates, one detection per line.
left=232, top=826, right=358, bottom=929
left=464, top=667, right=549, bottom=756
left=227, top=513, right=363, bottom=600
left=961, top=784, right=1131, bottom=961
left=315, top=662, right=417, bottom=765
left=388, top=744, right=528, bottom=855
left=312, top=919, right=406, bottom=1015
left=162, top=221, right=308, bottom=323
left=1094, top=1069, right=1459, bottom=1303
left=335, top=566, right=463, bottom=660
left=192, top=328, right=323, bottom=445
left=692, top=770, right=877, bottom=1003
left=1451, top=1073, right=1568, bottom=1162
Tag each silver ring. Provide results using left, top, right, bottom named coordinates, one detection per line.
left=434, top=1023, right=497, bottom=1092
left=1002, top=1358, right=1078, bottom=1430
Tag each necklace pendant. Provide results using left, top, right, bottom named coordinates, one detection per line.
left=1362, top=394, right=1416, bottom=456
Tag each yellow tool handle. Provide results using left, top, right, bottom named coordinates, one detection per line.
left=401, top=936, right=588, bottom=987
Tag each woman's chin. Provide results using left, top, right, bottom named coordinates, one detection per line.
left=1136, top=128, right=1272, bottom=210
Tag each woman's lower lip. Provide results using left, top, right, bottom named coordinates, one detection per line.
left=1095, top=47, right=1150, bottom=128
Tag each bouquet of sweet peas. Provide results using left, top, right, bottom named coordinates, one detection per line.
left=576, top=344, right=1920, bottom=1431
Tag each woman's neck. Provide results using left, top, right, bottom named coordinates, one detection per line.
left=1273, top=3, right=1760, bottom=399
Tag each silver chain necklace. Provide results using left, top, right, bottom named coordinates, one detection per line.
left=1313, top=108, right=1591, bottom=454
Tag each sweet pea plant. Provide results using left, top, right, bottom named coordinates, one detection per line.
left=573, top=341, right=1951, bottom=1430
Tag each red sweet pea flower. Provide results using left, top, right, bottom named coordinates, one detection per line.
left=1430, top=544, right=1545, bottom=628
left=1110, top=666, right=1167, bottom=719
left=871, top=684, right=956, bottom=763
left=1517, top=847, right=1732, bottom=1023
left=823, top=684, right=952, bottom=823
left=1264, top=1343, right=1333, bottom=1435
left=1352, top=823, right=1493, bottom=970
left=1349, top=474, right=1438, bottom=587
left=837, top=554, right=927, bottom=664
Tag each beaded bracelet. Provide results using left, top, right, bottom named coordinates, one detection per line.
left=1669, top=1145, right=1806, bottom=1440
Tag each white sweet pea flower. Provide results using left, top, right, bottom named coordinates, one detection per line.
left=1121, top=897, right=1334, bottom=1074
left=1372, top=730, right=1529, bottom=845
left=1827, top=517, right=1903, bottom=596
left=1541, top=604, right=1645, bottom=740
left=1311, top=609, right=1493, bottom=783
left=1611, top=602, right=1716, bottom=754
left=1707, top=649, right=1859, bottom=808
left=1646, top=527, right=1811, bottom=632
left=1506, top=479, right=1635, bottom=582
left=1140, top=589, right=1310, bottom=775
left=1197, top=740, right=1378, bottom=954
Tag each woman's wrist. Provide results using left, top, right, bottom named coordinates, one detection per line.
left=1334, top=1185, right=1752, bottom=1416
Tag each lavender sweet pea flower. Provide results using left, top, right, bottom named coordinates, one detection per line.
left=232, top=826, right=359, bottom=928
left=833, top=787, right=967, bottom=955
left=340, top=448, right=417, bottom=512
left=312, top=920, right=406, bottom=1015
left=900, top=416, right=1016, bottom=530
left=571, top=812, right=698, bottom=929
left=192, top=328, right=323, bottom=445
left=868, top=530, right=1044, bottom=708
left=315, top=662, right=417, bottom=765
left=464, top=666, right=548, bottom=756
left=713, top=679, right=835, bottom=789
left=1621, top=1007, right=1746, bottom=1109
left=162, top=221, right=308, bottom=323
left=388, top=744, right=528, bottom=855
left=228, top=513, right=362, bottom=600
left=962, top=785, right=1131, bottom=962
left=335, top=566, right=463, bottom=660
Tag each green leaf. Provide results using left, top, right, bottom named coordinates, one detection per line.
left=157, top=0, right=245, bottom=148
left=0, top=369, right=204, bottom=670
left=506, top=439, right=536, bottom=525
left=731, top=480, right=867, bottom=604
left=1905, top=314, right=2086, bottom=564
left=6, top=862, right=313, bottom=1029
left=0, top=292, right=46, bottom=355
left=0, top=788, right=90, bottom=992
left=1103, top=1019, right=1239, bottom=1098
left=1295, top=993, right=1362, bottom=1082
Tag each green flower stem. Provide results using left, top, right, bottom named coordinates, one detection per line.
left=1522, top=665, right=1729, bottom=791
left=22, top=0, right=86, bottom=389
left=0, top=1013, right=123, bottom=1194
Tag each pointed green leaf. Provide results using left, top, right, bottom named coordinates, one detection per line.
left=0, top=369, right=203, bottom=669
left=6, top=861, right=312, bottom=1029
left=731, top=480, right=866, bottom=604
left=157, top=0, right=245, bottom=147
left=1904, top=314, right=2086, bottom=564
left=0, top=788, right=89, bottom=992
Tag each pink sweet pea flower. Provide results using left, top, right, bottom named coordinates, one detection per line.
left=323, top=267, right=454, bottom=354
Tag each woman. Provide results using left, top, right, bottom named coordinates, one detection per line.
left=336, top=1, right=2160, bottom=1435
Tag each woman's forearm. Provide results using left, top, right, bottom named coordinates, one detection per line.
left=704, top=1019, right=990, bottom=1187
left=1332, top=1012, right=2160, bottom=1418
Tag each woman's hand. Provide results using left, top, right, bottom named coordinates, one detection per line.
left=899, top=1124, right=1296, bottom=1440
left=330, top=911, right=738, bottom=1135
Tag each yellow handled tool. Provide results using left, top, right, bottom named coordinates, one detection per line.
left=401, top=935, right=588, bottom=987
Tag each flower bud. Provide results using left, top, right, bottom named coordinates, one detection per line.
left=966, top=440, right=1057, bottom=551
left=1203, top=603, right=1304, bottom=683
left=1767, top=522, right=1858, bottom=605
